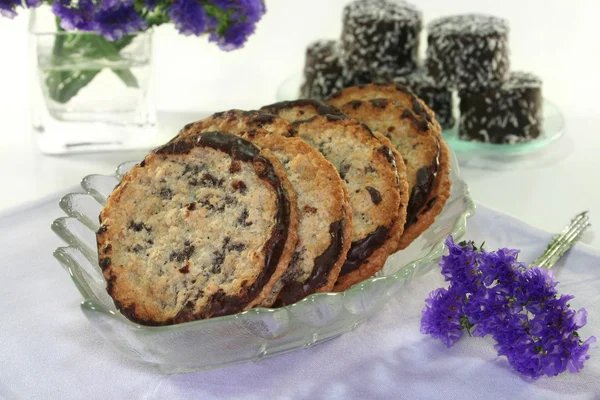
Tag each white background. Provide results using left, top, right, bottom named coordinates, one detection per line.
left=1, top=0, right=599, bottom=247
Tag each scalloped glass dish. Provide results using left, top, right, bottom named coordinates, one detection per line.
left=52, top=149, right=474, bottom=373
left=277, top=73, right=565, bottom=158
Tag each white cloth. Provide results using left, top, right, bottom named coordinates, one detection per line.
left=0, top=197, right=598, bottom=400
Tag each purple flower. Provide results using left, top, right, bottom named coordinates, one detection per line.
left=211, top=0, right=266, bottom=22
left=573, top=307, right=588, bottom=328
left=516, top=267, right=557, bottom=310
left=478, top=247, right=522, bottom=287
left=494, top=311, right=596, bottom=379
left=463, top=285, right=511, bottom=337
left=0, top=0, right=42, bottom=19
left=3, top=0, right=265, bottom=50
left=233, top=0, right=266, bottom=22
left=52, top=0, right=95, bottom=31
left=169, top=0, right=209, bottom=36
left=99, top=0, right=121, bottom=10
left=567, top=336, right=596, bottom=373
left=93, top=3, right=146, bottom=40
left=25, top=0, right=42, bottom=7
left=422, top=235, right=596, bottom=379
left=1, top=0, right=23, bottom=18
left=144, top=0, right=159, bottom=11
left=209, top=20, right=256, bottom=50
left=420, top=286, right=465, bottom=347
left=208, top=0, right=266, bottom=50
left=1, top=0, right=40, bottom=18
left=440, top=236, right=480, bottom=292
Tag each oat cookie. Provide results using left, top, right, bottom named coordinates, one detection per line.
left=374, top=132, right=409, bottom=233
left=255, top=134, right=353, bottom=305
left=179, top=111, right=353, bottom=305
left=262, top=101, right=403, bottom=290
left=399, top=137, right=451, bottom=250
left=327, top=82, right=440, bottom=132
left=176, top=109, right=295, bottom=140
left=333, top=98, right=451, bottom=250
left=261, top=99, right=346, bottom=124
left=97, top=132, right=299, bottom=325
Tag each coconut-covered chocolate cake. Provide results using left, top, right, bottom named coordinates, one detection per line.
left=394, top=68, right=456, bottom=130
left=341, top=0, right=422, bottom=84
left=426, top=14, right=510, bottom=91
left=459, top=71, right=543, bottom=144
left=300, top=40, right=347, bottom=100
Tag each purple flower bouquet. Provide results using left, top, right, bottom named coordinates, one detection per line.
left=421, top=237, right=596, bottom=379
left=3, top=0, right=266, bottom=103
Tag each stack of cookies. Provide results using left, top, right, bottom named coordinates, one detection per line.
left=96, top=87, right=451, bottom=326
left=300, top=0, right=543, bottom=144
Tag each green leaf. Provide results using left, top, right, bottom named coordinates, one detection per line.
left=111, top=68, right=139, bottom=88
left=56, top=70, right=102, bottom=104
left=86, top=35, right=140, bottom=88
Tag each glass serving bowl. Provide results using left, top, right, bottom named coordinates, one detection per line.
left=52, top=150, right=475, bottom=373
left=277, top=73, right=565, bottom=159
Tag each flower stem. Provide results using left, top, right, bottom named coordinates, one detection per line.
left=45, top=19, right=139, bottom=104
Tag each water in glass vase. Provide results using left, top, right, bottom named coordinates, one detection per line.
left=30, top=10, right=157, bottom=154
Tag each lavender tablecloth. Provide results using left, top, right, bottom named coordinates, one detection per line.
left=1, top=195, right=598, bottom=400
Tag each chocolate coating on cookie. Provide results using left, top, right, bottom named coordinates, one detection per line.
left=261, top=99, right=347, bottom=123
left=340, top=225, right=390, bottom=275
left=405, top=153, right=439, bottom=226
left=176, top=109, right=296, bottom=142
left=162, top=132, right=289, bottom=319
left=276, top=220, right=345, bottom=306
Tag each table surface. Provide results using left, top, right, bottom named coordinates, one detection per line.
left=1, top=0, right=599, bottom=248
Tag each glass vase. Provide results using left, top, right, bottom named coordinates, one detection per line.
left=29, top=8, right=157, bottom=155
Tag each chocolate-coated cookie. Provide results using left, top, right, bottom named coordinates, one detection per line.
left=97, top=132, right=299, bottom=325
left=327, top=82, right=440, bottom=131
left=176, top=109, right=295, bottom=140
left=178, top=110, right=353, bottom=305
left=261, top=99, right=346, bottom=125
left=263, top=101, right=403, bottom=290
left=333, top=98, right=451, bottom=250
